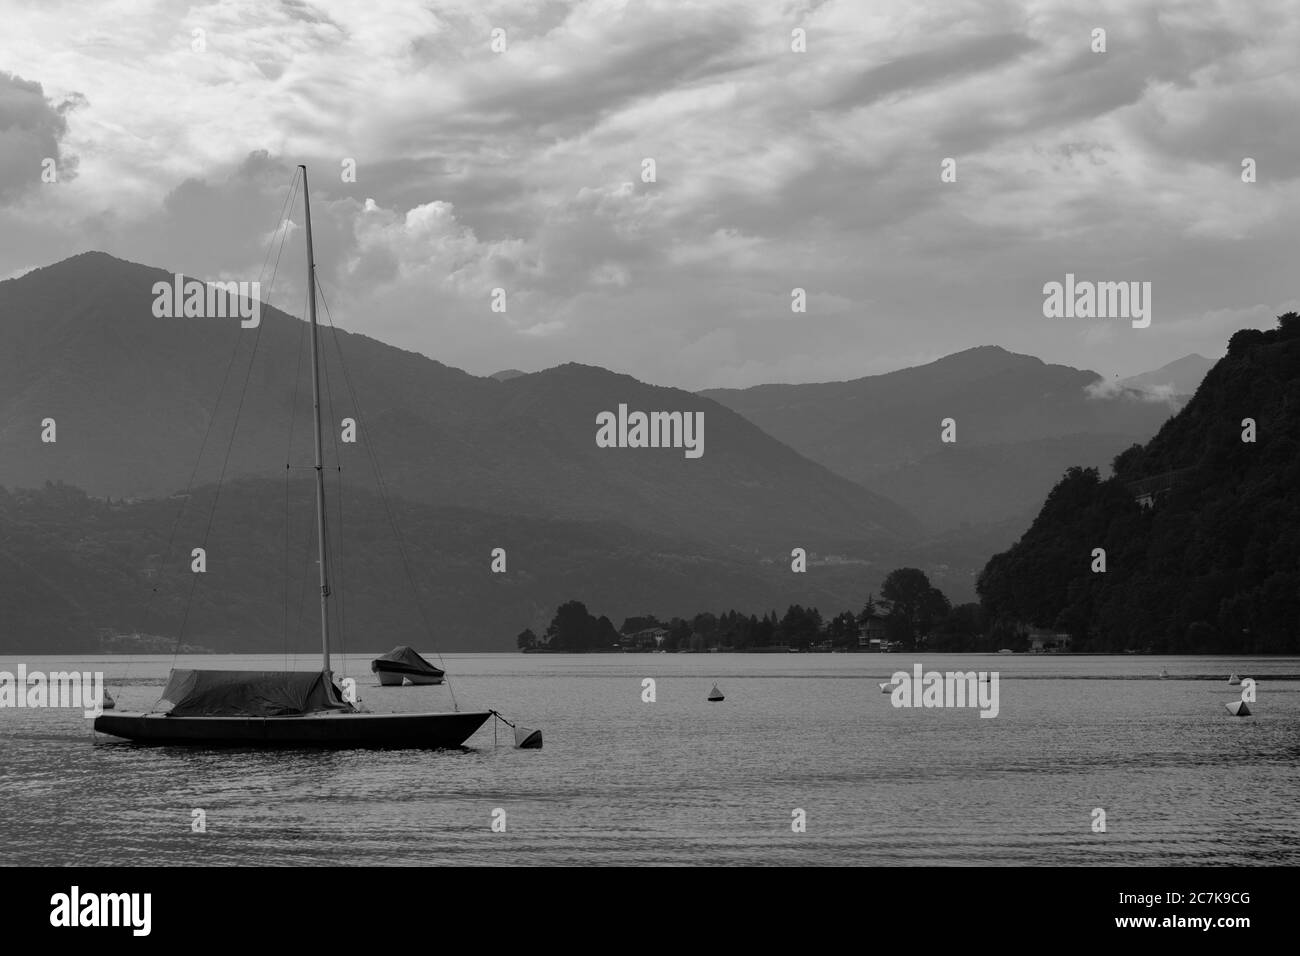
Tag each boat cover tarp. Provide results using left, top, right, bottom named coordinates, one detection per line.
left=156, top=669, right=355, bottom=717
left=371, top=646, right=444, bottom=676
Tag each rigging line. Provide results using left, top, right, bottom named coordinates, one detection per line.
left=256, top=166, right=302, bottom=288
left=314, top=274, right=459, bottom=711
left=284, top=285, right=310, bottom=669
left=122, top=167, right=300, bottom=693
left=172, top=172, right=300, bottom=658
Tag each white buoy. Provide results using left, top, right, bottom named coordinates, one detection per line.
left=1225, top=699, right=1251, bottom=717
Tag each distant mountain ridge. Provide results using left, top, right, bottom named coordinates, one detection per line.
left=0, top=252, right=915, bottom=554
left=701, top=345, right=1182, bottom=533
left=1117, top=353, right=1216, bottom=398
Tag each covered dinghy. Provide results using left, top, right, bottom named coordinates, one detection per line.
left=371, top=646, right=445, bottom=686
left=156, top=669, right=355, bottom=717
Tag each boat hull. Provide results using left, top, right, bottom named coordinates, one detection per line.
left=93, top=710, right=491, bottom=748
left=374, top=669, right=444, bottom=686
left=371, top=663, right=445, bottom=686
left=403, top=673, right=444, bottom=685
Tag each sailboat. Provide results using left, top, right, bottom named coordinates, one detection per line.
left=1227, top=673, right=1241, bottom=686
left=94, top=167, right=491, bottom=748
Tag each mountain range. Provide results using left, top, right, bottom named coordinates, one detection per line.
left=0, top=252, right=1210, bottom=650
left=0, top=253, right=912, bottom=553
left=701, top=346, right=1197, bottom=533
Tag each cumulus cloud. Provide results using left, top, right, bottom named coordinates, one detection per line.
left=0, top=72, right=82, bottom=200
left=1, top=0, right=1298, bottom=388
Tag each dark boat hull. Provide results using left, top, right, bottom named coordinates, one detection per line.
left=373, top=666, right=444, bottom=686
left=371, top=663, right=445, bottom=685
left=93, top=710, right=491, bottom=748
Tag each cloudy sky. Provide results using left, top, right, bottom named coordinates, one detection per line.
left=2, top=0, right=1297, bottom=389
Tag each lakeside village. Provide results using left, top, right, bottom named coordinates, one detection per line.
left=516, top=568, right=1073, bottom=655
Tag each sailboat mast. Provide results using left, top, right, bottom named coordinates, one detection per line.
left=300, top=165, right=332, bottom=676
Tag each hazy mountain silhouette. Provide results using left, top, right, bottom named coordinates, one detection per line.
left=0, top=252, right=916, bottom=554
left=701, top=346, right=1180, bottom=532
left=1118, top=353, right=1216, bottom=398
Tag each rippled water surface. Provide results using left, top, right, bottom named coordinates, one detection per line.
left=2, top=653, right=1297, bottom=865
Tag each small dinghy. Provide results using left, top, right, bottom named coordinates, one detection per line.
left=371, top=646, right=446, bottom=686
left=707, top=683, right=725, bottom=702
left=1225, top=699, right=1251, bottom=717
left=879, top=680, right=895, bottom=693
left=1227, top=674, right=1241, bottom=686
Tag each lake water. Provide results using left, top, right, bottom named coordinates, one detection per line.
left=2, top=653, right=1298, bottom=866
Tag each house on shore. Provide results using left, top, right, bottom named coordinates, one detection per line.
left=858, top=615, right=888, bottom=651
left=1026, top=627, right=1072, bottom=653
left=627, top=626, right=668, bottom=650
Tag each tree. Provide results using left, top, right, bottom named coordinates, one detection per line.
left=595, top=615, right=620, bottom=648
left=692, top=612, right=719, bottom=648
left=515, top=627, right=538, bottom=650
left=545, top=600, right=598, bottom=651
left=927, top=602, right=982, bottom=651
left=828, top=610, right=859, bottom=649
left=778, top=604, right=822, bottom=649
left=880, top=568, right=951, bottom=648
left=620, top=615, right=660, bottom=635
left=662, top=617, right=691, bottom=651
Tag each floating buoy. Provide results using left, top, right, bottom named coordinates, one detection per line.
left=102, top=687, right=115, bottom=710
left=707, top=683, right=725, bottom=702
left=1227, top=674, right=1242, bottom=686
left=1225, top=699, right=1251, bottom=717
left=1158, top=667, right=1169, bottom=679
left=490, top=710, right=542, bottom=748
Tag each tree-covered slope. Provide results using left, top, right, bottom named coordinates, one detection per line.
left=977, top=314, right=1300, bottom=653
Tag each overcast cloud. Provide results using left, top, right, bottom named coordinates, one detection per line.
left=1, top=0, right=1297, bottom=388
